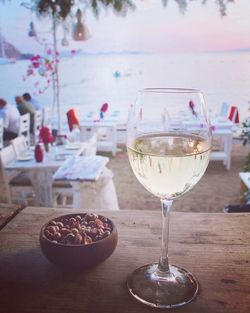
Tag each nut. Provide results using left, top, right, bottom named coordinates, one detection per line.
left=44, top=214, right=113, bottom=245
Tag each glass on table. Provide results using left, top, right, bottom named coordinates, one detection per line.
left=126, top=88, right=212, bottom=309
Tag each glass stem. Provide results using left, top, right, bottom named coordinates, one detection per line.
left=157, top=199, right=173, bottom=275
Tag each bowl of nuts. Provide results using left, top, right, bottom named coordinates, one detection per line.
left=40, top=213, right=118, bottom=269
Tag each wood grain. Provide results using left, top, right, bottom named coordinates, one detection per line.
left=0, top=207, right=249, bottom=313
left=0, top=203, right=22, bottom=231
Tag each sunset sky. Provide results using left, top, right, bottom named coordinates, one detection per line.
left=0, top=0, right=250, bottom=54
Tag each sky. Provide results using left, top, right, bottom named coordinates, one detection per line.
left=0, top=0, right=250, bottom=54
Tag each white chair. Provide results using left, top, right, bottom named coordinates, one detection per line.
left=219, top=102, right=230, bottom=118
left=32, top=110, right=43, bottom=145
left=18, top=113, right=31, bottom=147
left=11, top=135, right=28, bottom=157
left=43, top=107, right=52, bottom=128
left=210, top=129, right=232, bottom=170
left=80, top=123, right=117, bottom=156
left=81, top=133, right=97, bottom=156
left=0, top=145, right=33, bottom=205
left=0, top=118, right=3, bottom=150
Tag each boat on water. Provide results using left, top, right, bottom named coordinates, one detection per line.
left=0, top=57, right=16, bottom=65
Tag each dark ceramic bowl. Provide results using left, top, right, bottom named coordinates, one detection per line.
left=40, top=213, right=118, bottom=269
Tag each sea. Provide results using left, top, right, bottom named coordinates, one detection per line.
left=0, top=52, right=249, bottom=126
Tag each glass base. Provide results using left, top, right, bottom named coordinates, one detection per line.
left=127, top=263, right=198, bottom=309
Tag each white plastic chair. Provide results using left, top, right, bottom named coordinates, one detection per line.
left=0, top=118, right=3, bottom=150
left=0, top=145, right=34, bottom=204
left=32, top=110, right=43, bottom=145
left=80, top=124, right=117, bottom=156
left=11, top=135, right=28, bottom=157
left=18, top=113, right=31, bottom=147
left=220, top=102, right=230, bottom=118
left=81, top=133, right=97, bottom=156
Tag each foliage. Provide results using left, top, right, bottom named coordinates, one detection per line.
left=37, top=0, right=74, bottom=19
left=240, top=113, right=250, bottom=173
left=35, top=0, right=135, bottom=19
left=241, top=115, right=250, bottom=204
left=162, top=0, right=235, bottom=16
left=241, top=117, right=250, bottom=147
left=19, top=0, right=235, bottom=19
left=243, top=153, right=250, bottom=172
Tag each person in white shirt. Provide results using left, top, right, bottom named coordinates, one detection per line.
left=0, top=98, right=20, bottom=140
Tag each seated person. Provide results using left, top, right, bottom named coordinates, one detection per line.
left=22, top=92, right=41, bottom=111
left=0, top=98, right=20, bottom=140
left=15, top=95, right=35, bottom=132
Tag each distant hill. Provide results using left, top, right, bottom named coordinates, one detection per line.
left=0, top=34, right=33, bottom=60
left=232, top=47, right=250, bottom=53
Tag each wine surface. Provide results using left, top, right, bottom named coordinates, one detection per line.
left=128, top=133, right=211, bottom=199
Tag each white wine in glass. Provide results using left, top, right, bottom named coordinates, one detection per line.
left=127, top=88, right=212, bottom=308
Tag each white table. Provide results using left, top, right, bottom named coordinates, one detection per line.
left=53, top=155, right=119, bottom=210
left=5, top=144, right=86, bottom=207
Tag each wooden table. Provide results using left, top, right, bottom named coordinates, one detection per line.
left=0, top=203, right=21, bottom=231
left=0, top=207, right=249, bottom=313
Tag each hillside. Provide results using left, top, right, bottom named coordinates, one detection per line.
left=0, top=35, right=32, bottom=60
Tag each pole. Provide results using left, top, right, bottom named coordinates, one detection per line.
left=52, top=12, right=61, bottom=134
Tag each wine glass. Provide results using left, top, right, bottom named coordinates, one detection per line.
left=127, top=88, right=212, bottom=308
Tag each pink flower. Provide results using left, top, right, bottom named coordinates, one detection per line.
left=31, top=55, right=40, bottom=61
left=32, top=61, right=40, bottom=69
left=39, top=127, right=55, bottom=144
left=210, top=125, right=216, bottom=132
left=47, top=49, right=52, bottom=55
left=27, top=68, right=34, bottom=76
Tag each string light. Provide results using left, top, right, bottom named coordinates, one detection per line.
left=72, top=9, right=89, bottom=41
left=28, top=21, right=37, bottom=37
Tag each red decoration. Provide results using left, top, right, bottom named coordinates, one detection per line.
left=34, top=144, right=44, bottom=162
left=228, top=106, right=239, bottom=124
left=67, top=109, right=80, bottom=131
left=189, top=100, right=197, bottom=117
left=39, top=126, right=55, bottom=144
left=100, top=102, right=109, bottom=113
